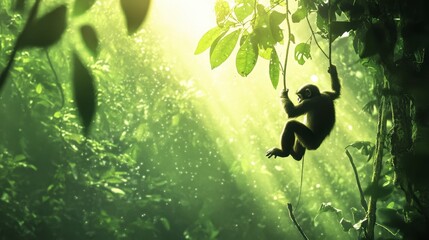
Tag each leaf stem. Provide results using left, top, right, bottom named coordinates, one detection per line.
left=305, top=15, right=329, bottom=60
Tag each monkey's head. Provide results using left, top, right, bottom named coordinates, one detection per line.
left=296, top=84, right=320, bottom=102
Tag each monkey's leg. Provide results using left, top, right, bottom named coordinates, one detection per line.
left=266, top=120, right=298, bottom=158
left=292, top=122, right=320, bottom=150
left=290, top=140, right=305, bottom=161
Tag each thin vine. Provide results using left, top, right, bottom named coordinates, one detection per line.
left=283, top=0, right=292, bottom=90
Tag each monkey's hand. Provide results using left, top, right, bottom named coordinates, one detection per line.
left=266, top=148, right=285, bottom=158
left=328, top=65, right=338, bottom=77
left=280, top=89, right=289, bottom=98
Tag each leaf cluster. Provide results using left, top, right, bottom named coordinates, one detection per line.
left=0, top=0, right=151, bottom=133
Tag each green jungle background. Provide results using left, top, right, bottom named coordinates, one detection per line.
left=1, top=0, right=428, bottom=239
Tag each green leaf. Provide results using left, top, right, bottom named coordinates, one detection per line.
left=258, top=47, right=272, bottom=60
left=215, top=0, right=230, bottom=27
left=195, top=27, right=226, bottom=55
left=18, top=5, right=67, bottom=48
left=80, top=25, right=99, bottom=57
left=234, top=3, right=253, bottom=22
left=269, top=12, right=285, bottom=43
left=120, top=0, right=151, bottom=35
left=270, top=10, right=286, bottom=25
left=53, top=111, right=62, bottom=118
left=254, top=4, right=276, bottom=48
left=210, top=30, right=240, bottom=69
left=72, top=52, right=96, bottom=134
left=36, top=83, right=43, bottom=94
left=330, top=21, right=359, bottom=42
left=294, top=42, right=311, bottom=65
left=292, top=6, right=307, bottom=23
left=73, top=0, right=96, bottom=16
left=340, top=218, right=353, bottom=232
left=269, top=49, right=280, bottom=88
left=236, top=36, right=258, bottom=76
left=160, top=217, right=170, bottom=231
left=347, top=141, right=375, bottom=161
left=14, top=154, right=26, bottom=162
left=317, top=202, right=342, bottom=217
left=110, top=187, right=126, bottom=195
left=377, top=208, right=405, bottom=229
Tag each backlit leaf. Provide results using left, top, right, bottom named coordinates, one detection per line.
left=72, top=52, right=96, bottom=134
left=36, top=83, right=43, bottom=94
left=18, top=5, right=67, bottom=48
left=294, top=42, right=311, bottom=65
left=215, top=0, right=230, bottom=27
left=234, top=3, right=253, bottom=22
left=236, top=36, right=258, bottom=76
left=195, top=27, right=226, bottom=54
left=269, top=49, right=280, bottom=88
left=292, top=6, right=307, bottom=23
left=110, top=187, right=125, bottom=195
left=121, top=0, right=151, bottom=35
left=80, top=25, right=99, bottom=57
left=210, top=30, right=240, bottom=69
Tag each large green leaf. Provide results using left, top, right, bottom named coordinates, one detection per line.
left=270, top=11, right=286, bottom=25
left=292, top=6, right=307, bottom=23
left=73, top=0, right=96, bottom=16
left=120, top=0, right=151, bottom=35
left=294, top=42, right=311, bottom=65
left=18, top=5, right=67, bottom=48
left=236, top=36, right=258, bottom=76
left=195, top=27, right=227, bottom=54
left=80, top=24, right=99, bottom=57
left=210, top=30, right=240, bottom=69
left=269, top=49, right=280, bottom=88
left=254, top=5, right=276, bottom=48
left=72, top=52, right=96, bottom=134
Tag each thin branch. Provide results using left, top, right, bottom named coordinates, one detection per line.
left=345, top=149, right=368, bottom=212
left=45, top=49, right=65, bottom=109
left=287, top=203, right=309, bottom=240
left=305, top=15, right=329, bottom=60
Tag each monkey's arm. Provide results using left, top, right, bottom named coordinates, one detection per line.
left=326, top=65, right=341, bottom=100
left=281, top=89, right=313, bottom=118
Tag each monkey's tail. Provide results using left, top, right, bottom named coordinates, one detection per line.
left=296, top=155, right=305, bottom=209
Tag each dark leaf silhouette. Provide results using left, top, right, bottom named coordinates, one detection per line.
left=80, top=25, right=99, bottom=57
left=120, top=0, right=151, bottom=35
left=72, top=52, right=96, bottom=134
left=18, top=5, right=67, bottom=48
left=73, top=0, right=96, bottom=16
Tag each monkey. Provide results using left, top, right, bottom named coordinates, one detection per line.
left=266, top=65, right=341, bottom=160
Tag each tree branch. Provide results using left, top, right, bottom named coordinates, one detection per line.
left=287, top=203, right=309, bottom=240
left=345, top=149, right=368, bottom=212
